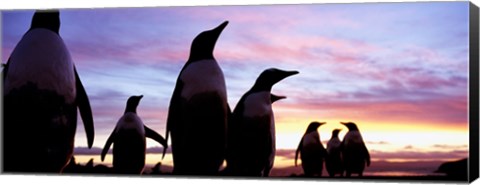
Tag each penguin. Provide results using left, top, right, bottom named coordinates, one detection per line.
left=326, top=129, right=344, bottom=177
left=222, top=93, right=286, bottom=176
left=163, top=21, right=230, bottom=175
left=101, top=95, right=168, bottom=174
left=294, top=121, right=328, bottom=177
left=3, top=10, right=94, bottom=173
left=227, top=68, right=298, bottom=177
left=340, top=122, right=370, bottom=177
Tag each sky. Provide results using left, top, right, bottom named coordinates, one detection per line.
left=1, top=2, right=472, bottom=174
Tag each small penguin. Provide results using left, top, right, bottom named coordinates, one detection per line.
left=101, top=95, right=168, bottom=174
left=164, top=21, right=230, bottom=175
left=3, top=10, right=94, bottom=172
left=326, top=129, right=344, bottom=177
left=340, top=122, right=370, bottom=177
left=227, top=68, right=298, bottom=177
left=295, top=121, right=328, bottom=177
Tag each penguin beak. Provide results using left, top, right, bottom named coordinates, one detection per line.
left=319, top=122, right=326, bottom=125
left=211, top=21, right=229, bottom=39
left=138, top=95, right=144, bottom=99
left=273, top=70, right=299, bottom=85
left=284, top=70, right=299, bottom=77
left=271, top=94, right=287, bottom=103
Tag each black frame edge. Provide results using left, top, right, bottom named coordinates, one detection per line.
left=469, top=1, right=480, bottom=183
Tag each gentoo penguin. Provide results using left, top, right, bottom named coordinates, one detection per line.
left=163, top=21, right=230, bottom=175
left=227, top=68, right=298, bottom=177
left=295, top=121, right=328, bottom=177
left=3, top=10, right=94, bottom=173
left=326, top=129, right=344, bottom=177
left=340, top=122, right=370, bottom=177
left=101, top=95, right=168, bottom=174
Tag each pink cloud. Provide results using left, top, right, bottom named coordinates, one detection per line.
left=276, top=92, right=468, bottom=128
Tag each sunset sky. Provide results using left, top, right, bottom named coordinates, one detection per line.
left=1, top=2, right=471, bottom=174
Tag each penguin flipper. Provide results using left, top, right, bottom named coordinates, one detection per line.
left=144, top=125, right=168, bottom=149
left=101, top=130, right=115, bottom=162
left=75, top=67, right=95, bottom=148
left=164, top=80, right=184, bottom=159
left=362, top=144, right=371, bottom=166
left=295, top=138, right=303, bottom=166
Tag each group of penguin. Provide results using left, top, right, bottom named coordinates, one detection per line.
left=295, top=122, right=371, bottom=177
left=2, top=10, right=370, bottom=177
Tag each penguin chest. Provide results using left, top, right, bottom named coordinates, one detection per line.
left=112, top=113, right=146, bottom=171
left=116, top=113, right=145, bottom=136
left=5, top=29, right=76, bottom=103
left=114, top=113, right=146, bottom=151
left=240, top=92, right=276, bottom=164
left=302, top=132, right=321, bottom=151
left=179, top=59, right=227, bottom=101
left=327, top=138, right=342, bottom=154
left=243, top=92, right=273, bottom=119
left=242, top=92, right=275, bottom=145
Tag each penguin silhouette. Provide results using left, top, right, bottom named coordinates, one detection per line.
left=326, top=129, right=344, bottom=177
left=223, top=93, right=287, bottom=176
left=3, top=10, right=94, bottom=172
left=164, top=21, right=230, bottom=175
left=101, top=95, right=168, bottom=174
left=295, top=121, right=327, bottom=177
left=340, top=122, right=370, bottom=177
left=227, top=68, right=298, bottom=176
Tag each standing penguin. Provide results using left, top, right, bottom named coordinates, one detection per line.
left=227, top=68, right=298, bottom=177
left=3, top=10, right=94, bottom=172
left=326, top=129, right=344, bottom=177
left=101, top=95, right=168, bottom=174
left=163, top=21, right=230, bottom=175
left=340, top=122, right=370, bottom=177
left=295, top=121, right=328, bottom=177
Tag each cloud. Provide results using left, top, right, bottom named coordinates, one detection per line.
left=257, top=148, right=468, bottom=163
left=73, top=147, right=103, bottom=155
left=370, top=149, right=468, bottom=161
left=432, top=144, right=468, bottom=150
left=275, top=149, right=296, bottom=159
left=367, top=141, right=390, bottom=145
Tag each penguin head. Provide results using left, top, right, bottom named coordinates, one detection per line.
left=125, top=95, right=143, bottom=113
left=305, top=121, right=326, bottom=134
left=270, top=94, right=286, bottom=103
left=187, top=21, right=229, bottom=62
left=252, top=68, right=299, bottom=92
left=30, top=10, right=60, bottom=34
left=332, top=129, right=342, bottom=138
left=341, top=122, right=359, bottom=131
